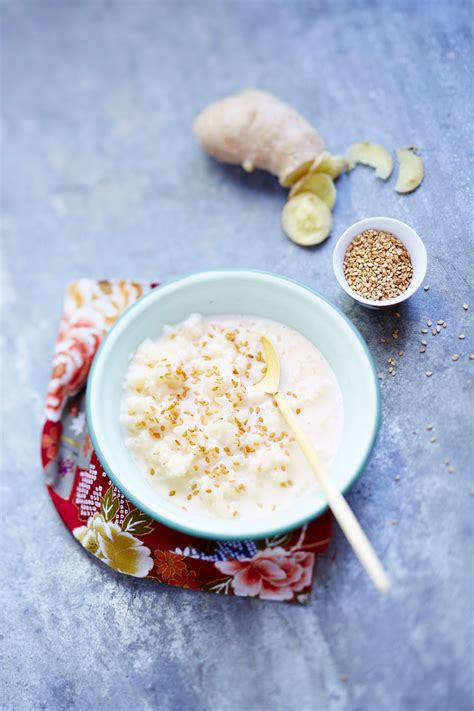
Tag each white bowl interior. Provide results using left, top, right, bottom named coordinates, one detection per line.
left=333, top=217, right=428, bottom=308
left=87, top=271, right=380, bottom=539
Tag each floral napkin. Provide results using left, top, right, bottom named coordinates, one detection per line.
left=41, top=280, right=332, bottom=603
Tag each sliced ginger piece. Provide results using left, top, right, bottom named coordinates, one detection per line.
left=281, top=193, right=332, bottom=246
left=395, top=148, right=424, bottom=193
left=345, top=141, right=393, bottom=180
left=283, top=159, right=315, bottom=187
left=289, top=172, right=336, bottom=208
left=312, top=151, right=344, bottom=179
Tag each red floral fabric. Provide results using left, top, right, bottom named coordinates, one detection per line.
left=41, top=279, right=332, bottom=603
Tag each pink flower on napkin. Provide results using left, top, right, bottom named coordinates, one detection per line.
left=215, top=547, right=315, bottom=601
left=46, top=308, right=103, bottom=420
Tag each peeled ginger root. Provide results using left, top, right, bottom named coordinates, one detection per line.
left=345, top=141, right=393, bottom=180
left=312, top=151, right=344, bottom=179
left=289, top=172, right=336, bottom=208
left=281, top=193, right=332, bottom=246
left=193, top=90, right=325, bottom=187
left=395, top=148, right=424, bottom=193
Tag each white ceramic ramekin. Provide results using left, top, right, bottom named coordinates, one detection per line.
left=333, top=217, right=428, bottom=309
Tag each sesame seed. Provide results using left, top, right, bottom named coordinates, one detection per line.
left=426, top=424, right=433, bottom=431
left=394, top=474, right=401, bottom=481
left=447, top=467, right=455, bottom=473
left=463, top=303, right=469, bottom=310
left=459, top=334, right=465, bottom=340
left=425, top=371, right=433, bottom=377
left=427, top=320, right=432, bottom=327
left=421, top=328, right=428, bottom=334
left=424, top=285, right=430, bottom=291
left=451, top=354, right=460, bottom=361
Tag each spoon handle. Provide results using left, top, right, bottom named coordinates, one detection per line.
left=274, top=391, right=390, bottom=592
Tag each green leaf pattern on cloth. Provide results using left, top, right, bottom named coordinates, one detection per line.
left=122, top=509, right=154, bottom=535
left=100, top=485, right=120, bottom=522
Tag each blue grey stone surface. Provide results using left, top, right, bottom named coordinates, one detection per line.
left=1, top=1, right=473, bottom=709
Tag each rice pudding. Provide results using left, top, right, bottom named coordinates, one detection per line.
left=121, top=314, right=343, bottom=520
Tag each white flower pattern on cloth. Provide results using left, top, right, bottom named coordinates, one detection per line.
left=73, top=513, right=154, bottom=578
left=70, top=412, right=86, bottom=436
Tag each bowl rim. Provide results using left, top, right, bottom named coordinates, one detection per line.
left=332, top=216, right=428, bottom=308
left=86, top=268, right=381, bottom=540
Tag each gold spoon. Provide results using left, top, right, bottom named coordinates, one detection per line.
left=256, top=335, right=390, bottom=592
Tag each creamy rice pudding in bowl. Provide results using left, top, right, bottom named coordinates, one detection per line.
left=87, top=271, right=380, bottom=540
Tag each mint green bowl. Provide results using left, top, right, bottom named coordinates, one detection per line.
left=87, top=270, right=380, bottom=540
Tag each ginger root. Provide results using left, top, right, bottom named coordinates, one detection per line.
left=289, top=172, right=336, bottom=208
left=395, top=148, right=424, bottom=193
left=193, top=90, right=325, bottom=187
left=281, top=193, right=332, bottom=246
left=345, top=141, right=393, bottom=180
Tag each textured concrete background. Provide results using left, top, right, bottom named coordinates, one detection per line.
left=1, top=1, right=473, bottom=709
